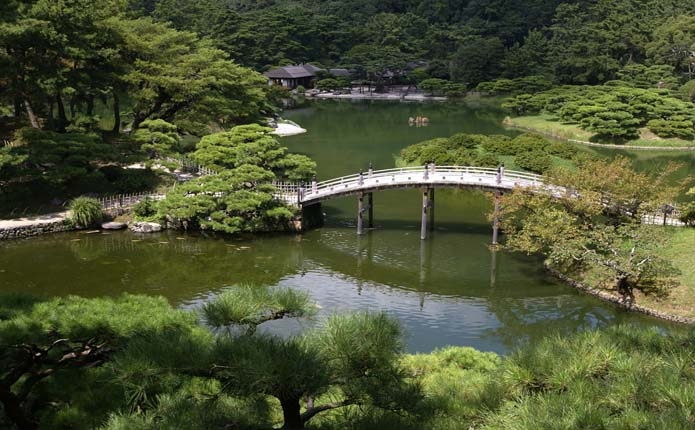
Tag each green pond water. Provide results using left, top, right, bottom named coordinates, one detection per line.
left=0, top=99, right=683, bottom=354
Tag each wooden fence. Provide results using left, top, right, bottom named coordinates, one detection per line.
left=164, top=155, right=218, bottom=177
left=98, top=192, right=166, bottom=215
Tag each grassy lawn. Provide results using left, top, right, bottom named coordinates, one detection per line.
left=505, top=115, right=695, bottom=148
left=634, top=227, right=695, bottom=318
left=569, top=226, right=695, bottom=320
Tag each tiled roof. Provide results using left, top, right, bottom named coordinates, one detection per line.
left=264, top=65, right=318, bottom=79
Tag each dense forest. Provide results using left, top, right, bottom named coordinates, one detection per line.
left=4, top=0, right=695, bottom=135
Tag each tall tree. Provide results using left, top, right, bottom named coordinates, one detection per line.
left=109, top=17, right=271, bottom=133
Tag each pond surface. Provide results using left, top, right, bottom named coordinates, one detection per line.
left=0, top=99, right=681, bottom=354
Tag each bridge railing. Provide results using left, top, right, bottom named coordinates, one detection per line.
left=305, top=165, right=544, bottom=199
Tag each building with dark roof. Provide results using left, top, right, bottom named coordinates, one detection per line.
left=264, top=64, right=351, bottom=89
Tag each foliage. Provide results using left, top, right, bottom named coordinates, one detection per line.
left=192, top=124, right=315, bottom=181
left=499, top=157, right=683, bottom=301
left=418, top=78, right=449, bottom=96
left=68, top=196, right=103, bottom=228
left=149, top=124, right=316, bottom=234
left=477, top=75, right=553, bottom=95
left=315, top=79, right=341, bottom=91
left=152, top=167, right=294, bottom=234
left=3, top=128, right=116, bottom=187
left=504, top=85, right=695, bottom=142
left=0, top=293, right=204, bottom=430
left=203, top=286, right=316, bottom=333
left=482, top=326, right=695, bottom=430
left=131, top=197, right=157, bottom=218
left=3, top=291, right=695, bottom=430
left=123, top=291, right=420, bottom=430
left=131, top=119, right=181, bottom=158
left=399, top=131, right=571, bottom=175
left=514, top=150, right=552, bottom=174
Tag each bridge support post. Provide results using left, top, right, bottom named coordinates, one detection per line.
left=492, top=191, right=501, bottom=245
left=428, top=188, right=435, bottom=231
left=421, top=188, right=429, bottom=240
left=357, top=192, right=365, bottom=235
left=368, top=192, right=373, bottom=229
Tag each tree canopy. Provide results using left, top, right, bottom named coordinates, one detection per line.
left=499, top=157, right=683, bottom=302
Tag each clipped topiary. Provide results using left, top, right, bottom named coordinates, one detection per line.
left=69, top=196, right=103, bottom=228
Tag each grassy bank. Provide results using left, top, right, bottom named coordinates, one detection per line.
left=635, top=227, right=695, bottom=318
left=505, top=115, right=695, bottom=149
left=573, top=227, right=695, bottom=320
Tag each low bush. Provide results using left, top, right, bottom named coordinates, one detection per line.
left=69, top=196, right=103, bottom=228
left=514, top=150, right=552, bottom=173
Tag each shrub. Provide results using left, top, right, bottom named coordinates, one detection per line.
left=514, top=150, right=552, bottom=174
left=448, top=133, right=484, bottom=149
left=546, top=141, right=578, bottom=159
left=69, top=196, right=103, bottom=228
left=295, top=85, right=306, bottom=94
left=509, top=133, right=550, bottom=155
left=419, top=78, right=448, bottom=96
left=132, top=197, right=158, bottom=219
left=315, top=79, right=341, bottom=91
left=646, top=118, right=695, bottom=140
left=474, top=152, right=500, bottom=168
left=480, top=135, right=514, bottom=155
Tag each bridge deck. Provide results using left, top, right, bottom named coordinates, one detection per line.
left=300, top=166, right=542, bottom=205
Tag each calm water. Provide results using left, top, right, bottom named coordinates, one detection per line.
left=0, top=100, right=680, bottom=353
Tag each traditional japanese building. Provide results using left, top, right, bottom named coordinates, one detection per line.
left=264, top=64, right=350, bottom=89
left=264, top=64, right=322, bottom=89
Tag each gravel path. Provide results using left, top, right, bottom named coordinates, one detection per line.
left=0, top=211, right=70, bottom=229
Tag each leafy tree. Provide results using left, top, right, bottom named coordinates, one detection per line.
left=109, top=17, right=270, bottom=133
left=193, top=124, right=316, bottom=181
left=202, top=286, right=315, bottom=333
left=500, top=30, right=551, bottom=79
left=580, top=104, right=641, bottom=140
left=499, top=157, right=682, bottom=302
left=0, top=294, right=204, bottom=430
left=152, top=124, right=315, bottom=234
left=3, top=128, right=116, bottom=188
left=450, top=36, right=505, bottom=86
left=646, top=16, right=695, bottom=80
left=153, top=166, right=294, bottom=233
left=615, top=63, right=678, bottom=89
left=203, top=300, right=420, bottom=430
left=131, top=119, right=181, bottom=158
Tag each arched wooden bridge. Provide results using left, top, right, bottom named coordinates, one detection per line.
left=301, top=165, right=542, bottom=204
left=272, top=164, right=684, bottom=241
left=273, top=165, right=543, bottom=242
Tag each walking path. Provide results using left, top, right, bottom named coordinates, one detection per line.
left=0, top=211, right=69, bottom=229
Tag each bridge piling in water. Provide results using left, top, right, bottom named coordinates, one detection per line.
left=368, top=192, right=373, bottom=228
left=428, top=188, right=435, bottom=231
left=421, top=188, right=429, bottom=240
left=357, top=192, right=365, bottom=235
left=492, top=191, right=501, bottom=245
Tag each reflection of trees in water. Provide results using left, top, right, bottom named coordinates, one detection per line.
left=304, top=230, right=676, bottom=350
left=3, top=231, right=306, bottom=303
left=485, top=295, right=616, bottom=349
